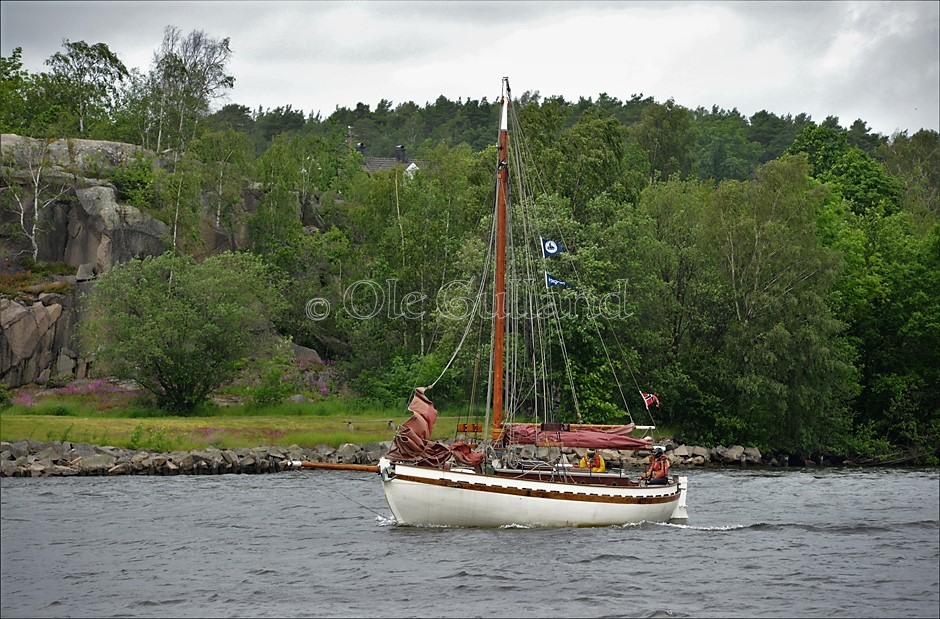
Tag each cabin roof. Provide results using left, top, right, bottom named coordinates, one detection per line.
left=362, top=157, right=425, bottom=174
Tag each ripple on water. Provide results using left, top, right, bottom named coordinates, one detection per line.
left=1, top=470, right=937, bottom=618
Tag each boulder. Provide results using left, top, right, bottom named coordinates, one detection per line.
left=618, top=453, right=647, bottom=468
left=28, top=463, right=48, bottom=477
left=49, top=137, right=143, bottom=173
left=744, top=447, right=762, bottom=465
left=1, top=284, right=92, bottom=388
left=291, top=342, right=323, bottom=364
left=335, top=443, right=361, bottom=463
left=35, top=445, right=65, bottom=463
left=67, top=185, right=169, bottom=271
left=362, top=441, right=390, bottom=463
left=1, top=459, right=19, bottom=476
left=75, top=263, right=97, bottom=281
left=76, top=453, right=117, bottom=473
left=1, top=299, right=62, bottom=372
left=715, top=444, right=746, bottom=464
left=5, top=441, right=30, bottom=459
left=107, top=463, right=131, bottom=475
left=55, top=351, right=76, bottom=378
left=178, top=453, right=195, bottom=472
left=285, top=445, right=307, bottom=462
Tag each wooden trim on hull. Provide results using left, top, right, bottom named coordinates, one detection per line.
left=392, top=473, right=681, bottom=505
left=494, top=469, right=655, bottom=487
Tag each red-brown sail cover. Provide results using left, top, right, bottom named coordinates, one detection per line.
left=504, top=423, right=653, bottom=450
left=385, top=388, right=485, bottom=468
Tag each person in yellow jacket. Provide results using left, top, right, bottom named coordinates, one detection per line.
left=578, top=449, right=606, bottom=473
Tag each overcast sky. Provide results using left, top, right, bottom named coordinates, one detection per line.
left=2, top=1, right=938, bottom=137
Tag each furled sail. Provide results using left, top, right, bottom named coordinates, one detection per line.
left=385, top=387, right=485, bottom=468
left=504, top=423, right=653, bottom=450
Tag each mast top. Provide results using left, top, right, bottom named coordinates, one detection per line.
left=500, top=77, right=510, bottom=132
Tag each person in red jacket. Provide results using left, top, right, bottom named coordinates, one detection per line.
left=640, top=446, right=670, bottom=484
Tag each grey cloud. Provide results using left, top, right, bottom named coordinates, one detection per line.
left=1, top=0, right=937, bottom=135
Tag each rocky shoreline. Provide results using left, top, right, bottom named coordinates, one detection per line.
left=1, top=438, right=842, bottom=478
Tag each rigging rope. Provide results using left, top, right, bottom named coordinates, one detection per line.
left=426, top=88, right=657, bottom=434
left=508, top=102, right=582, bottom=422
left=308, top=471, right=389, bottom=520
left=428, top=209, right=496, bottom=390
left=508, top=100, right=651, bottom=424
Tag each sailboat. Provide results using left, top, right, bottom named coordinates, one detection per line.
left=376, top=78, right=689, bottom=528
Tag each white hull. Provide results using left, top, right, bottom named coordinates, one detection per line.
left=379, top=458, right=689, bottom=528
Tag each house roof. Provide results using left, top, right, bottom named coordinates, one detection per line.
left=362, top=157, right=426, bottom=174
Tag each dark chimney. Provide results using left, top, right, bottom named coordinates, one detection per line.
left=395, top=144, right=406, bottom=163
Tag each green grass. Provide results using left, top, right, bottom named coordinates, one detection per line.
left=0, top=412, right=464, bottom=452
left=1, top=381, right=660, bottom=452
left=0, top=260, right=74, bottom=298
left=0, top=385, right=466, bottom=452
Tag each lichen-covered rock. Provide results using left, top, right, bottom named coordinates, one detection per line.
left=0, top=283, right=95, bottom=387
left=1, top=134, right=143, bottom=175
left=67, top=185, right=169, bottom=272
left=744, top=447, right=763, bottom=465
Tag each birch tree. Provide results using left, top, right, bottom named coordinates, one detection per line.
left=45, top=39, right=129, bottom=136
left=1, top=138, right=71, bottom=260
left=149, top=26, right=234, bottom=154
left=0, top=47, right=31, bottom=134
left=189, top=128, right=253, bottom=233
left=630, top=99, right=698, bottom=185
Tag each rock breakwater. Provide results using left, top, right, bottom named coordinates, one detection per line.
left=0, top=440, right=392, bottom=478
left=1, top=439, right=810, bottom=478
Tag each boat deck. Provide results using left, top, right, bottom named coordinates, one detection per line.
left=491, top=461, right=675, bottom=489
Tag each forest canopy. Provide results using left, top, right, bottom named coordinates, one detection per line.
left=1, top=30, right=937, bottom=462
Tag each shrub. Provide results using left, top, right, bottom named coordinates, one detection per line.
left=108, top=154, right=156, bottom=208
left=79, top=251, right=289, bottom=414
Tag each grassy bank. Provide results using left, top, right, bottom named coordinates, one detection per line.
left=0, top=384, right=462, bottom=452
left=0, top=414, right=453, bottom=453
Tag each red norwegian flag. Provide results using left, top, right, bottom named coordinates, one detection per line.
left=643, top=393, right=660, bottom=409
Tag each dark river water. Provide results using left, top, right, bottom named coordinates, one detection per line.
left=1, top=467, right=938, bottom=618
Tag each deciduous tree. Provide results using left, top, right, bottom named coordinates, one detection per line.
left=149, top=26, right=234, bottom=154
left=44, top=39, right=129, bottom=136
left=630, top=99, right=697, bottom=185
left=0, top=137, right=72, bottom=259
left=79, top=251, right=287, bottom=413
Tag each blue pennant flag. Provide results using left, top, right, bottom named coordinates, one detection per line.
left=545, top=273, right=571, bottom=288
left=541, top=237, right=566, bottom=258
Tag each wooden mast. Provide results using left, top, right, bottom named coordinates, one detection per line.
left=492, top=78, right=510, bottom=440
